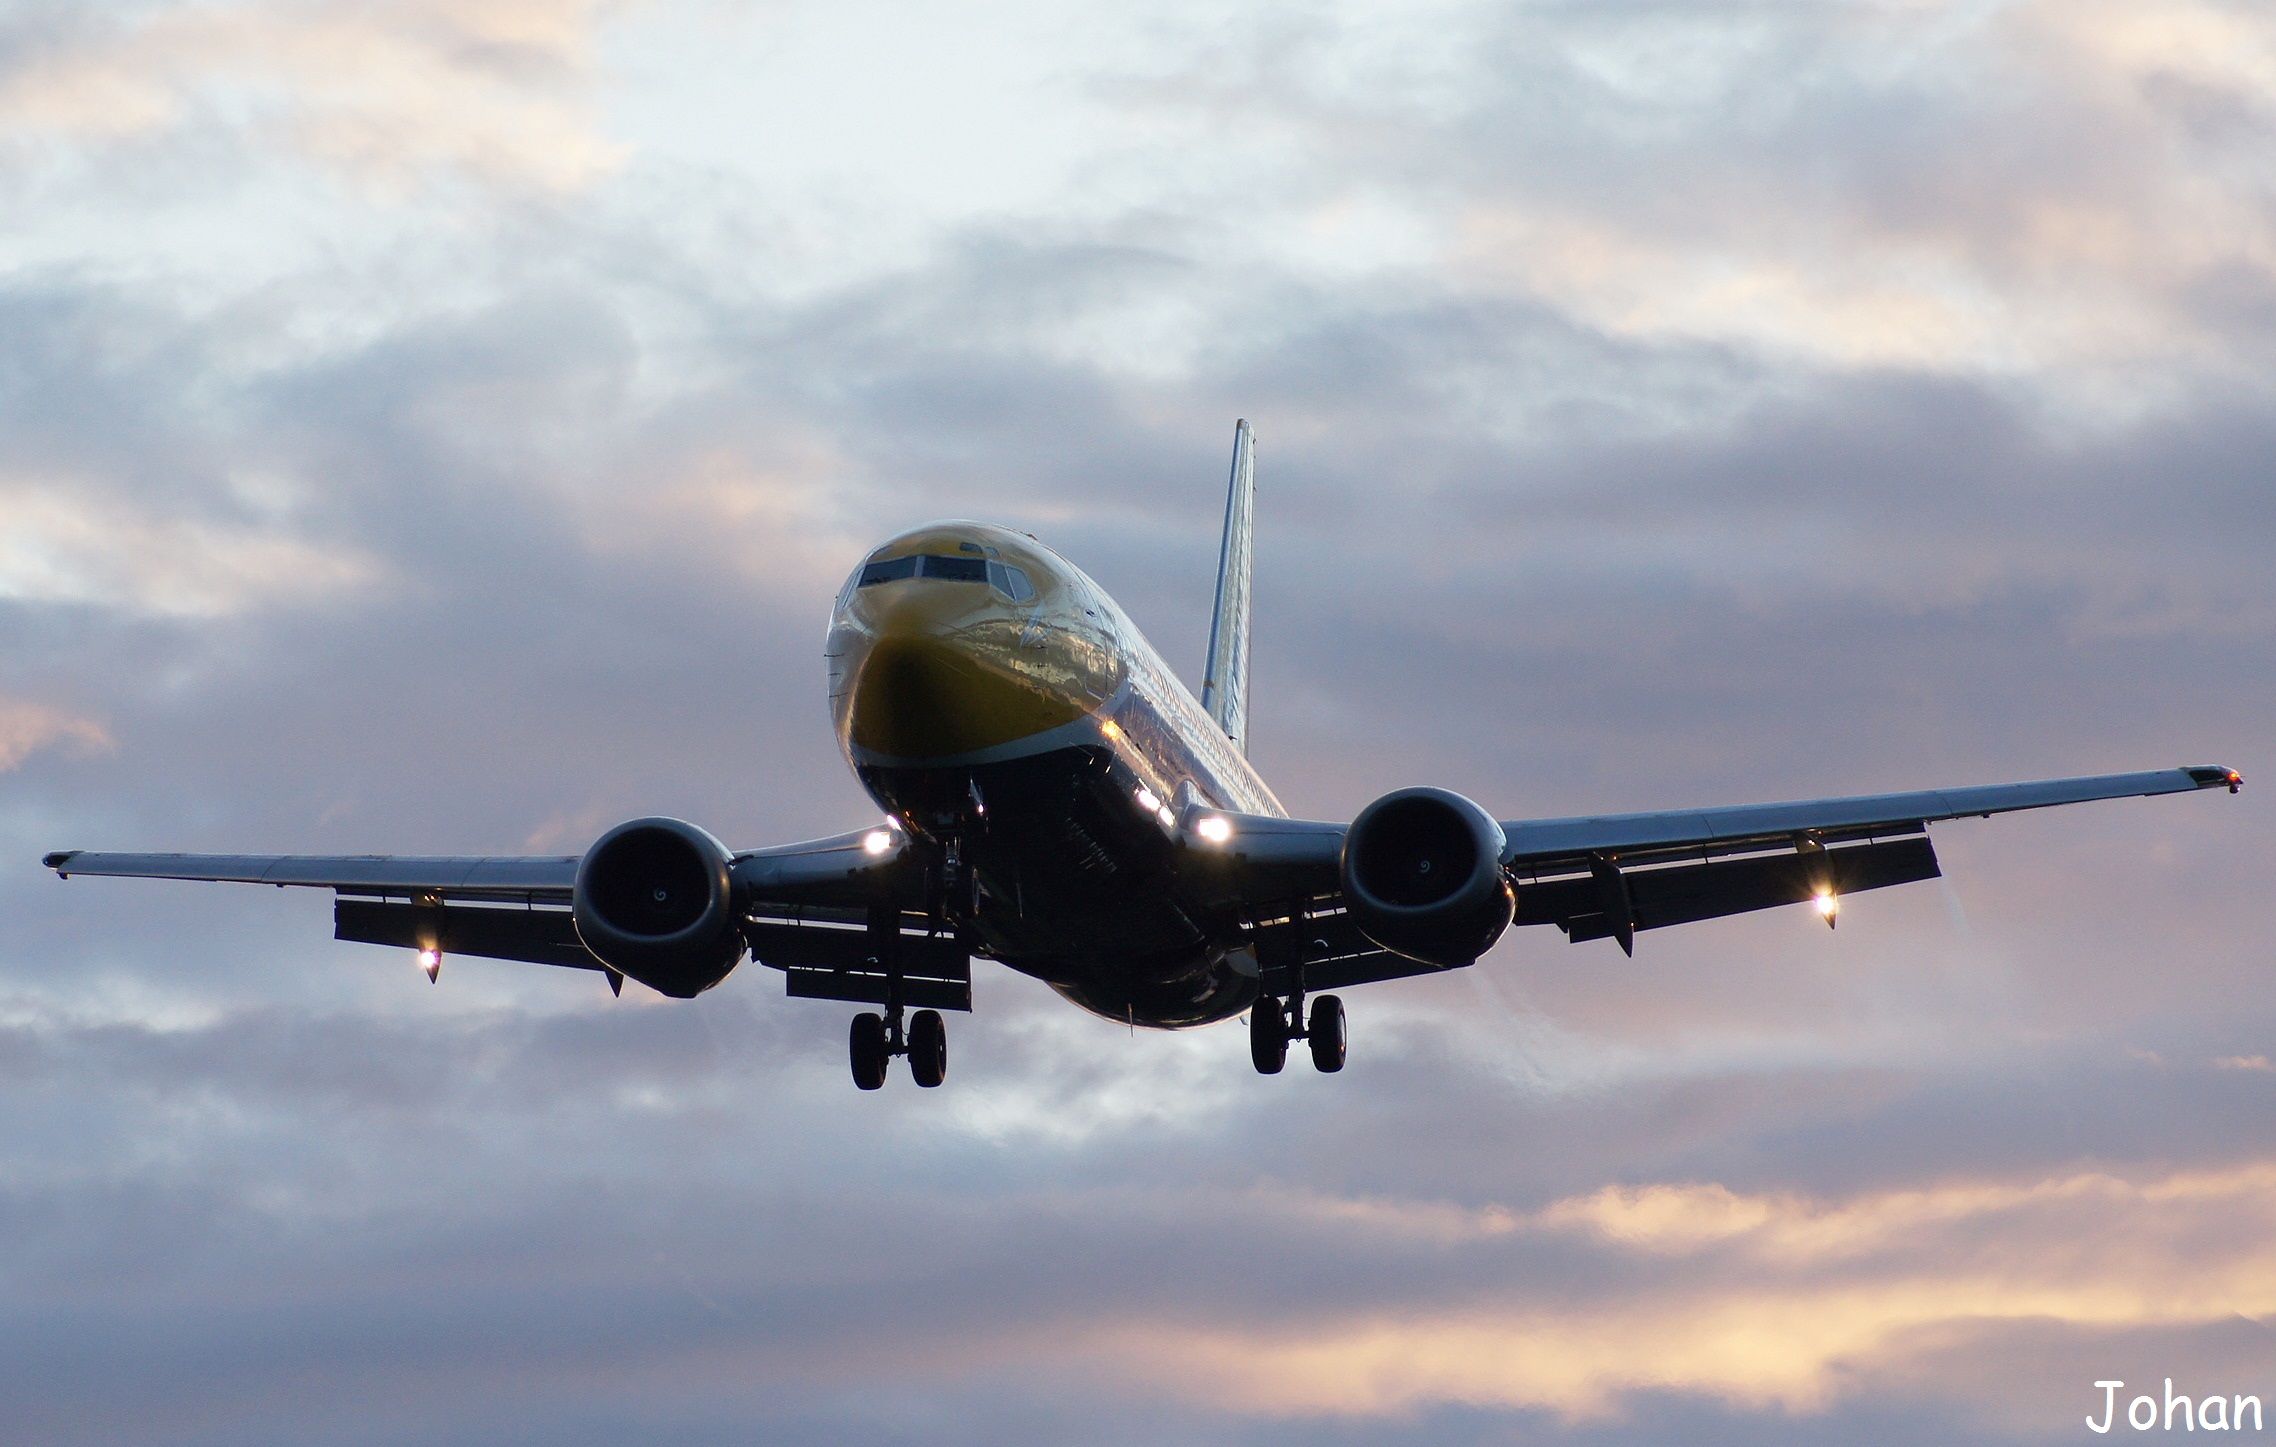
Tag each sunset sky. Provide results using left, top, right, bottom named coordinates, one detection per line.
left=2, top=1, right=2271, bottom=1442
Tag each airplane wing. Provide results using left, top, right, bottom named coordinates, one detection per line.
left=40, top=850, right=582, bottom=898
left=1182, top=764, right=2241, bottom=983
left=1494, top=765, right=2241, bottom=872
left=41, top=829, right=934, bottom=997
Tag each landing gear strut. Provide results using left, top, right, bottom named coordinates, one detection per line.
left=1249, top=980, right=1347, bottom=1076
left=849, top=901, right=953, bottom=1091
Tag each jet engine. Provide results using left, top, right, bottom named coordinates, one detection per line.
left=572, top=817, right=746, bottom=997
left=1339, top=787, right=1515, bottom=967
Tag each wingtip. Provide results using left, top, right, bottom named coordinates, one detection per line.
left=42, top=850, right=77, bottom=873
left=2186, top=765, right=2243, bottom=795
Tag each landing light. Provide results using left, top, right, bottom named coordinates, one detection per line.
left=1195, top=815, right=1234, bottom=845
left=862, top=828, right=893, bottom=855
left=1813, top=888, right=1839, bottom=928
left=418, top=947, right=442, bottom=982
left=1135, top=786, right=1161, bottom=813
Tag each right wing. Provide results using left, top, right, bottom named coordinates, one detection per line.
left=41, top=850, right=579, bottom=899
left=42, top=829, right=930, bottom=993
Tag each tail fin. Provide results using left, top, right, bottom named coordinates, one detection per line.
left=1201, top=419, right=1255, bottom=752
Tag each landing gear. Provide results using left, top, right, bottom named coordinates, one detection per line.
left=1307, top=994, right=1346, bottom=1073
left=850, top=1012, right=889, bottom=1091
left=1249, top=980, right=1348, bottom=1076
left=843, top=896, right=960, bottom=1091
left=1249, top=997, right=1289, bottom=1074
left=848, top=1005, right=949, bottom=1091
left=908, top=1009, right=948, bottom=1088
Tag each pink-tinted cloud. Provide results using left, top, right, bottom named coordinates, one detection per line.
left=0, top=697, right=109, bottom=772
left=0, top=0, right=629, bottom=190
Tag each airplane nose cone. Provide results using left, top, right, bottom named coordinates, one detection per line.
left=843, top=582, right=1089, bottom=763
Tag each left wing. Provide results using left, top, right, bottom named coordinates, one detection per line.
left=1495, top=765, right=2242, bottom=874
left=1179, top=763, right=2241, bottom=981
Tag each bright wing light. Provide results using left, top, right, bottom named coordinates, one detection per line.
left=1813, top=887, right=1840, bottom=926
left=862, top=829, right=893, bottom=855
left=1195, top=815, right=1234, bottom=845
left=418, top=947, right=442, bottom=982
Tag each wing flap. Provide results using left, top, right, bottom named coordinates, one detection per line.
left=1516, top=835, right=1941, bottom=944
left=752, top=920, right=973, bottom=1012
left=334, top=899, right=603, bottom=971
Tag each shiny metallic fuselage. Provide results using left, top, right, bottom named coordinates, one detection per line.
left=826, top=522, right=1283, bottom=1027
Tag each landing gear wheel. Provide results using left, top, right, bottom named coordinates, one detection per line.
left=850, top=1012, right=889, bottom=1091
left=1308, top=994, right=1346, bottom=1074
left=908, top=1009, right=948, bottom=1088
left=1249, top=998, right=1289, bottom=1075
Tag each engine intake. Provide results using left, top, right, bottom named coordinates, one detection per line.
left=572, top=817, right=745, bottom=998
left=1339, top=787, right=1514, bottom=967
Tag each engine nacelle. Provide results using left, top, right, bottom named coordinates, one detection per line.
left=572, top=817, right=745, bottom=998
left=1339, top=787, right=1515, bottom=967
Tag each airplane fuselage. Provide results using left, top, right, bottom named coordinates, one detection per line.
left=828, top=521, right=1283, bottom=1027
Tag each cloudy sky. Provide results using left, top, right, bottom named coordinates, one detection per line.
left=2, top=0, right=2270, bottom=1441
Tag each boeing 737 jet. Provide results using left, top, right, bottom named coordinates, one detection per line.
left=44, top=423, right=2243, bottom=1089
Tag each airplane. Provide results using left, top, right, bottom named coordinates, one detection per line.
left=43, top=421, right=2243, bottom=1090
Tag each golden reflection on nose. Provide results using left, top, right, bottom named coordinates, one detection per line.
left=845, top=581, right=1085, bottom=762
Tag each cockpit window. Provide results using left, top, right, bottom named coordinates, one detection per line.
left=858, top=552, right=1036, bottom=600
left=857, top=556, right=918, bottom=586
left=920, top=555, right=989, bottom=582
left=989, top=562, right=1036, bottom=602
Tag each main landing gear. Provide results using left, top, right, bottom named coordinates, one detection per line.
left=848, top=882, right=959, bottom=1091
left=1250, top=991, right=1346, bottom=1075
left=850, top=1005, right=948, bottom=1090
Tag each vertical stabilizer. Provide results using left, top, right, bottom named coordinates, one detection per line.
left=1201, top=419, right=1254, bottom=753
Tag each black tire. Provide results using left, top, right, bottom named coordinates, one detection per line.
left=850, top=1012, right=889, bottom=1091
left=909, top=1009, right=947, bottom=1088
left=1249, top=998, right=1288, bottom=1075
left=1308, top=994, right=1346, bottom=1074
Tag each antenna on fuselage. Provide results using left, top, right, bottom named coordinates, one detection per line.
left=1201, top=419, right=1254, bottom=754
